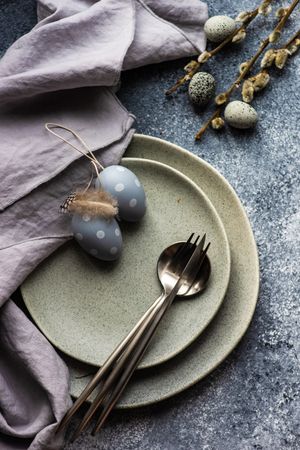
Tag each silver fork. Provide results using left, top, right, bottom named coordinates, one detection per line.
left=58, top=234, right=210, bottom=439
left=90, top=237, right=210, bottom=436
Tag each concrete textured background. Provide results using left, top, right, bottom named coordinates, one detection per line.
left=0, top=1, right=299, bottom=449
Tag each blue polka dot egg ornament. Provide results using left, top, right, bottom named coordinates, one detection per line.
left=72, top=213, right=122, bottom=262
left=60, top=189, right=122, bottom=262
left=45, top=123, right=146, bottom=262
left=95, top=165, right=146, bottom=222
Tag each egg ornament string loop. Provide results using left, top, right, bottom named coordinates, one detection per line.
left=81, top=165, right=96, bottom=195
left=45, top=122, right=105, bottom=176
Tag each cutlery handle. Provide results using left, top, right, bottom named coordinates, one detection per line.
left=72, top=291, right=171, bottom=437
left=92, top=291, right=176, bottom=434
left=57, top=291, right=165, bottom=433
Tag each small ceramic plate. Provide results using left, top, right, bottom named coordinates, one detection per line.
left=63, top=134, right=259, bottom=408
left=21, top=158, right=230, bottom=369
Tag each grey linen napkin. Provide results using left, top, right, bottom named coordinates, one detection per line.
left=0, top=1, right=208, bottom=448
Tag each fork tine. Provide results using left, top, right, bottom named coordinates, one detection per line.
left=204, top=242, right=210, bottom=253
left=193, top=235, right=200, bottom=246
left=191, top=239, right=209, bottom=277
left=183, top=235, right=206, bottom=284
left=187, top=232, right=195, bottom=244
left=177, top=233, right=203, bottom=263
left=173, top=232, right=194, bottom=261
left=183, top=240, right=210, bottom=296
left=196, top=233, right=206, bottom=250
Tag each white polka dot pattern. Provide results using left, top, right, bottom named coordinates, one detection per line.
left=115, top=183, right=125, bottom=192
left=82, top=214, right=91, bottom=222
left=72, top=214, right=122, bottom=262
left=97, top=164, right=146, bottom=222
left=129, top=198, right=137, bottom=207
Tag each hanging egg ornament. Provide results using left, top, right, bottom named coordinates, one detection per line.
left=72, top=214, right=122, bottom=261
left=45, top=124, right=147, bottom=261
left=204, top=16, right=236, bottom=43
left=95, top=165, right=146, bottom=222
left=61, top=189, right=123, bottom=261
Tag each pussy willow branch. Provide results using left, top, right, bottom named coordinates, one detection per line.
left=253, top=28, right=300, bottom=80
left=165, top=1, right=272, bottom=96
left=284, top=28, right=300, bottom=47
left=195, top=0, right=299, bottom=140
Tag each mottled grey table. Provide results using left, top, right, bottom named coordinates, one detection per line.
left=1, top=1, right=299, bottom=449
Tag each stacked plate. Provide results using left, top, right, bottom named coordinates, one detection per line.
left=21, top=134, right=259, bottom=409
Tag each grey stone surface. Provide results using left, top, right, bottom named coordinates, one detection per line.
left=1, top=1, right=299, bottom=449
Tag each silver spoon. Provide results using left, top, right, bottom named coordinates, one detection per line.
left=88, top=235, right=210, bottom=435
left=58, top=235, right=210, bottom=436
left=158, top=239, right=211, bottom=297
left=73, top=235, right=210, bottom=439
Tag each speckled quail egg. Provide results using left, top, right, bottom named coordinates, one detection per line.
left=204, top=16, right=236, bottom=43
left=95, top=165, right=146, bottom=222
left=188, top=72, right=216, bottom=106
left=224, top=101, right=258, bottom=129
left=72, top=214, right=122, bottom=261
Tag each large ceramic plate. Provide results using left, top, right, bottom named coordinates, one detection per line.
left=21, top=158, right=230, bottom=369
left=64, top=134, right=259, bottom=408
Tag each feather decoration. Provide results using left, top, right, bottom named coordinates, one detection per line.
left=60, top=189, right=118, bottom=219
left=60, top=192, right=76, bottom=214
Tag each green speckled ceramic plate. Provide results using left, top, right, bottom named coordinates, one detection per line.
left=63, top=134, right=259, bottom=408
left=21, top=158, right=230, bottom=370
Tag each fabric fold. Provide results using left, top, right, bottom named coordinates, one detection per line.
left=0, top=88, right=135, bottom=211
left=0, top=0, right=207, bottom=103
left=0, top=1, right=208, bottom=448
left=0, top=300, right=71, bottom=448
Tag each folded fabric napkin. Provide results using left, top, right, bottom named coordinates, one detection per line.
left=0, top=1, right=207, bottom=448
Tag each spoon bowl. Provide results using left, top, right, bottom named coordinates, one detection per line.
left=157, top=240, right=211, bottom=297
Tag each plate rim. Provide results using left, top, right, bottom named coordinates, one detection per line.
left=21, top=156, right=231, bottom=370
left=66, top=134, right=259, bottom=408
